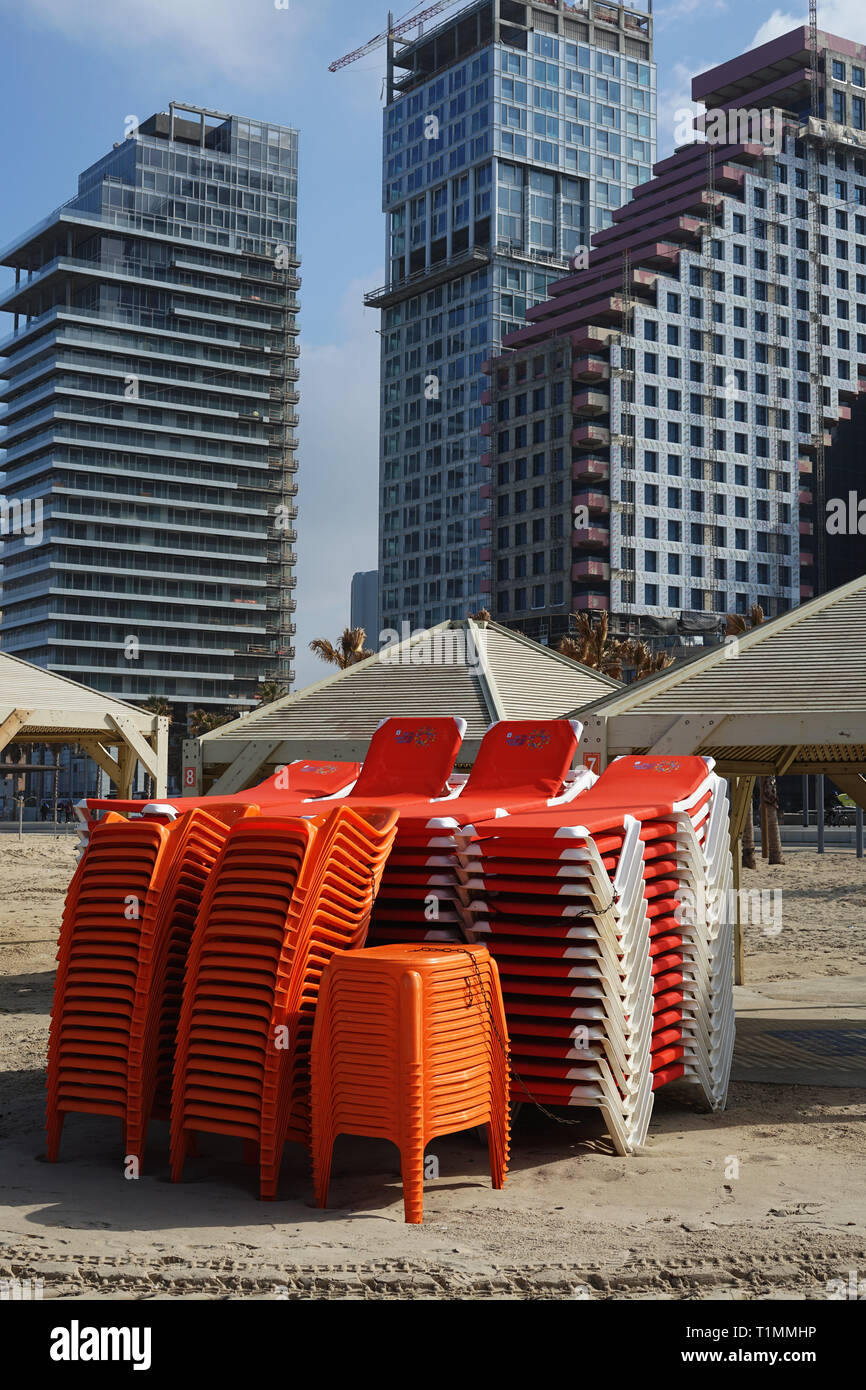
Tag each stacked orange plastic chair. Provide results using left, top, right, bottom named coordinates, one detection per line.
left=170, top=805, right=398, bottom=1197
left=125, top=807, right=254, bottom=1161
left=46, top=807, right=241, bottom=1162
left=311, top=942, right=510, bottom=1224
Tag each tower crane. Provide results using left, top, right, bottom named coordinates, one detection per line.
left=329, top=0, right=465, bottom=72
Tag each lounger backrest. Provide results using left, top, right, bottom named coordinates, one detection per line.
left=463, top=719, right=581, bottom=800
left=350, top=716, right=465, bottom=798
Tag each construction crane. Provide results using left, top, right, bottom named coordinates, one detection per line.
left=329, top=0, right=465, bottom=72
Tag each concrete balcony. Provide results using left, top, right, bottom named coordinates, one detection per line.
left=800, top=430, right=832, bottom=453
left=572, top=558, right=610, bottom=582
left=480, top=482, right=492, bottom=499
left=572, top=591, right=609, bottom=611
left=799, top=552, right=814, bottom=567
left=480, top=515, right=492, bottom=531
left=570, top=327, right=615, bottom=355
left=480, top=546, right=492, bottom=563
left=572, top=356, right=610, bottom=384
left=572, top=423, right=610, bottom=449
left=838, top=403, right=852, bottom=420
left=800, top=584, right=814, bottom=599
left=481, top=389, right=491, bottom=406
left=573, top=525, right=610, bottom=549
left=572, top=389, right=609, bottom=417
left=798, top=457, right=813, bottom=475
left=798, top=488, right=813, bottom=507
left=480, top=452, right=492, bottom=468
left=799, top=520, right=813, bottom=536
left=480, top=421, right=493, bottom=436
left=572, top=456, right=610, bottom=484
left=574, top=490, right=610, bottom=516
left=641, top=242, right=681, bottom=270
left=480, top=577, right=491, bottom=593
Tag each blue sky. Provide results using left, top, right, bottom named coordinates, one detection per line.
left=0, top=0, right=858, bottom=687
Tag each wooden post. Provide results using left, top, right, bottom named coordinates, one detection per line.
left=817, top=774, right=825, bottom=854
left=728, top=775, right=755, bottom=987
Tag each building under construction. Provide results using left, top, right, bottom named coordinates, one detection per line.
left=362, top=0, right=656, bottom=637
left=485, top=22, right=866, bottom=646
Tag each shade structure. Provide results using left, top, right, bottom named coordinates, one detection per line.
left=369, top=719, right=593, bottom=948
left=169, top=805, right=399, bottom=1198
left=453, top=755, right=735, bottom=1153
left=46, top=805, right=245, bottom=1161
left=311, top=942, right=510, bottom=1224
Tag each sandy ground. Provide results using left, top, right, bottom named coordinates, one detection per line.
left=0, top=835, right=863, bottom=1301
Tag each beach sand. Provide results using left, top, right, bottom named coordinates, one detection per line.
left=1, top=834, right=863, bottom=1300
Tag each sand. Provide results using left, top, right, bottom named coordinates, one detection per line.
left=0, top=835, right=864, bottom=1300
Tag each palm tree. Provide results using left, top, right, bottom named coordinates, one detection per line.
left=187, top=709, right=233, bottom=738
left=620, top=639, right=675, bottom=684
left=308, top=627, right=373, bottom=671
left=468, top=608, right=492, bottom=624
left=742, top=786, right=757, bottom=870
left=726, top=603, right=764, bottom=637
left=558, top=611, right=628, bottom=679
left=256, top=681, right=287, bottom=707
left=725, top=604, right=782, bottom=865
left=142, top=696, right=173, bottom=721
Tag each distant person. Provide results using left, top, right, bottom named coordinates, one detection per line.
left=64, top=800, right=74, bottom=823
left=40, top=800, right=49, bottom=822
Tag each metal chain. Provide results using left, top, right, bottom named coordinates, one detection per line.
left=454, top=945, right=609, bottom=1130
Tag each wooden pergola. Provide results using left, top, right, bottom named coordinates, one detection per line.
left=574, top=575, right=866, bottom=982
left=0, top=651, right=168, bottom=798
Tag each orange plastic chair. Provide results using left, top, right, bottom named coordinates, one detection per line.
left=311, top=943, right=510, bottom=1224
left=169, top=806, right=399, bottom=1193
left=46, top=807, right=244, bottom=1163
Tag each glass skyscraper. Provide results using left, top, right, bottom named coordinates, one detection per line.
left=0, top=102, right=299, bottom=720
left=370, top=0, right=655, bottom=636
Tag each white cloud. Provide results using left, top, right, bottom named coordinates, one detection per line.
left=753, top=4, right=866, bottom=48
left=292, top=273, right=382, bottom=690
left=656, top=59, right=716, bottom=157
left=656, top=0, right=728, bottom=26
left=4, top=0, right=323, bottom=85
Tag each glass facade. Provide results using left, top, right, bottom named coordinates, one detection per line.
left=0, top=104, right=300, bottom=716
left=372, top=0, right=655, bottom=635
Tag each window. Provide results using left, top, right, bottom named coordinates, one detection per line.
left=834, top=90, right=847, bottom=124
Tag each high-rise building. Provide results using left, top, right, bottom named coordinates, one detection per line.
left=370, top=0, right=655, bottom=636
left=350, top=568, right=379, bottom=643
left=486, top=25, right=866, bottom=644
left=0, top=102, right=300, bottom=719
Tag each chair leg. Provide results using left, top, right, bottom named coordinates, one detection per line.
left=46, top=1110, right=64, bottom=1163
left=169, top=1129, right=189, bottom=1182
left=399, top=971, right=425, bottom=1225
left=313, top=1138, right=334, bottom=1209
left=400, top=1141, right=424, bottom=1225
left=487, top=1121, right=507, bottom=1190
